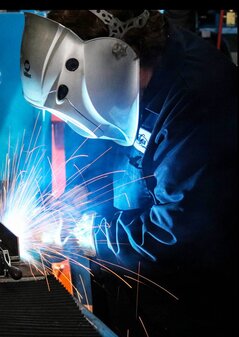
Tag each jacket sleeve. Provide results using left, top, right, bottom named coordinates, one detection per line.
left=93, top=83, right=236, bottom=267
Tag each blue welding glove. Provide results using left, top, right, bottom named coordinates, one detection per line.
left=92, top=202, right=180, bottom=267
left=93, top=208, right=156, bottom=263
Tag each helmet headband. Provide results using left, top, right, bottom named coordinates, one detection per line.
left=89, top=10, right=150, bottom=39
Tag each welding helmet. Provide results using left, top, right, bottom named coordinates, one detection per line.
left=20, top=12, right=148, bottom=146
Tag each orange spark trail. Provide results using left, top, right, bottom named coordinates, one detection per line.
left=139, top=316, right=150, bottom=337
left=96, top=258, right=179, bottom=300
left=135, top=261, right=140, bottom=319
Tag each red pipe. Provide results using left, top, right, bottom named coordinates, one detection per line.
left=51, top=115, right=66, bottom=198
left=217, top=10, right=224, bottom=49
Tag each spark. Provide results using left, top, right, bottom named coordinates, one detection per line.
left=79, top=274, right=90, bottom=308
left=138, top=316, right=150, bottom=337
left=96, top=258, right=179, bottom=300
left=0, top=119, right=134, bottom=296
left=78, top=173, right=154, bottom=214
left=67, top=251, right=133, bottom=289
left=0, top=126, right=156, bottom=268
left=124, top=275, right=146, bottom=286
left=135, top=261, right=140, bottom=319
left=0, top=112, right=178, bottom=337
left=0, top=116, right=121, bottom=266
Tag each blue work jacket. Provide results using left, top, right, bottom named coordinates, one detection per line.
left=94, top=25, right=237, bottom=273
left=91, top=23, right=237, bottom=337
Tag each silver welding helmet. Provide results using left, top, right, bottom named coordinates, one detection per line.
left=20, top=11, right=148, bottom=146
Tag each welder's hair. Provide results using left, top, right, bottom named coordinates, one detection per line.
left=47, top=10, right=169, bottom=68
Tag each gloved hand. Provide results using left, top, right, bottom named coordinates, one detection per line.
left=93, top=208, right=156, bottom=262
left=93, top=205, right=178, bottom=264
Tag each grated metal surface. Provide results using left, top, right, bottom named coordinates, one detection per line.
left=0, top=275, right=102, bottom=337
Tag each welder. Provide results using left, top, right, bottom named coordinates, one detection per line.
left=20, top=10, right=237, bottom=337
